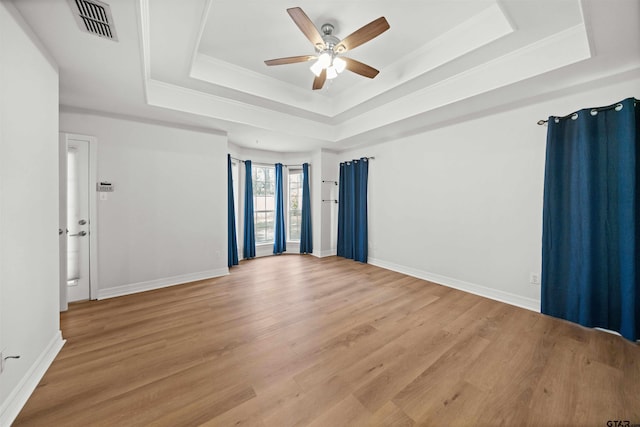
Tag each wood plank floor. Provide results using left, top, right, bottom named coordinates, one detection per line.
left=14, top=255, right=640, bottom=426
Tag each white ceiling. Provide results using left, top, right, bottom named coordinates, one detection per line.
left=11, top=0, right=640, bottom=152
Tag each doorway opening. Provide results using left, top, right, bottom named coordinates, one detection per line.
left=59, top=133, right=98, bottom=309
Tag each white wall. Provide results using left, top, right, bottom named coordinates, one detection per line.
left=0, top=2, right=63, bottom=424
left=340, top=76, right=640, bottom=311
left=311, top=149, right=322, bottom=256
left=319, top=150, right=339, bottom=256
left=59, top=112, right=228, bottom=298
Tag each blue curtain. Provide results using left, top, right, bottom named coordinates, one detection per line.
left=337, top=163, right=345, bottom=257
left=300, top=163, right=313, bottom=254
left=337, top=158, right=369, bottom=263
left=273, top=163, right=286, bottom=254
left=243, top=160, right=256, bottom=259
left=542, top=97, right=639, bottom=342
left=227, top=155, right=239, bottom=267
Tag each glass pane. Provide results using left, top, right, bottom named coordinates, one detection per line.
left=67, top=148, right=80, bottom=281
left=255, top=212, right=266, bottom=243
left=265, top=211, right=275, bottom=242
left=289, top=192, right=298, bottom=211
left=289, top=209, right=301, bottom=240
left=252, top=166, right=276, bottom=243
left=253, top=166, right=264, bottom=195
left=288, top=171, right=302, bottom=241
left=253, top=179, right=263, bottom=196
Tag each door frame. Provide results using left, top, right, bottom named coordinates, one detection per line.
left=59, top=132, right=99, bottom=309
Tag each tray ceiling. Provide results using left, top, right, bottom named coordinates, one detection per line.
left=11, top=0, right=640, bottom=152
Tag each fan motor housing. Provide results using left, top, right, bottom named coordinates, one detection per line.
left=320, top=23, right=340, bottom=51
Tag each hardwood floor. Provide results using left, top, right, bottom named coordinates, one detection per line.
left=14, top=255, right=640, bottom=426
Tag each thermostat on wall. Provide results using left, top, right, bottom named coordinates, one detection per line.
left=97, top=182, right=114, bottom=192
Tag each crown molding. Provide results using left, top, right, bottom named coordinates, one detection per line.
left=191, top=53, right=334, bottom=117
left=146, top=79, right=336, bottom=140
left=336, top=22, right=591, bottom=141
left=145, top=21, right=592, bottom=146
left=186, top=1, right=513, bottom=119
left=334, top=2, right=514, bottom=115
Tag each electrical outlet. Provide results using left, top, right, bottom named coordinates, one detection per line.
left=529, top=273, right=541, bottom=285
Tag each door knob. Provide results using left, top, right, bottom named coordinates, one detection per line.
left=79, top=231, right=87, bottom=237
left=79, top=219, right=87, bottom=225
left=59, top=228, right=63, bottom=235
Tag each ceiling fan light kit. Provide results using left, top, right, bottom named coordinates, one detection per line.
left=333, top=57, right=346, bottom=73
left=310, top=60, right=324, bottom=77
left=264, top=7, right=390, bottom=90
left=326, top=65, right=338, bottom=80
left=310, top=51, right=332, bottom=77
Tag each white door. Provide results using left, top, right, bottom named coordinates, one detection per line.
left=66, top=139, right=91, bottom=301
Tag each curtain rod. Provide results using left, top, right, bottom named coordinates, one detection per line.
left=537, top=99, right=638, bottom=125
left=229, top=156, right=310, bottom=168
left=340, top=156, right=375, bottom=163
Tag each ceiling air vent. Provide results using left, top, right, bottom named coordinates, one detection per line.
left=68, top=0, right=118, bottom=41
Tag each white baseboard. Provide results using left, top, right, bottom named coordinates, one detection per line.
left=314, top=249, right=337, bottom=258
left=97, top=268, right=229, bottom=300
left=0, top=331, right=65, bottom=427
left=368, top=257, right=540, bottom=312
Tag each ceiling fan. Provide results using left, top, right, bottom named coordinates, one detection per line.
left=264, top=7, right=390, bottom=90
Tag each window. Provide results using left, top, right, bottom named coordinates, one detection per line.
left=253, top=165, right=275, bottom=243
left=288, top=169, right=302, bottom=241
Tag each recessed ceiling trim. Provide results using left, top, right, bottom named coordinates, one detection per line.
left=191, top=53, right=334, bottom=117
left=336, top=23, right=593, bottom=141
left=189, top=2, right=513, bottom=119
left=335, top=2, right=514, bottom=114
left=68, top=0, right=118, bottom=41
left=146, top=23, right=592, bottom=146
left=146, top=79, right=337, bottom=141
left=187, top=0, right=214, bottom=73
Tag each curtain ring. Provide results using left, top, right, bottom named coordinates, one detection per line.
left=571, top=113, right=578, bottom=120
left=554, top=117, right=560, bottom=123
left=615, top=103, right=623, bottom=111
left=590, top=109, right=598, bottom=116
